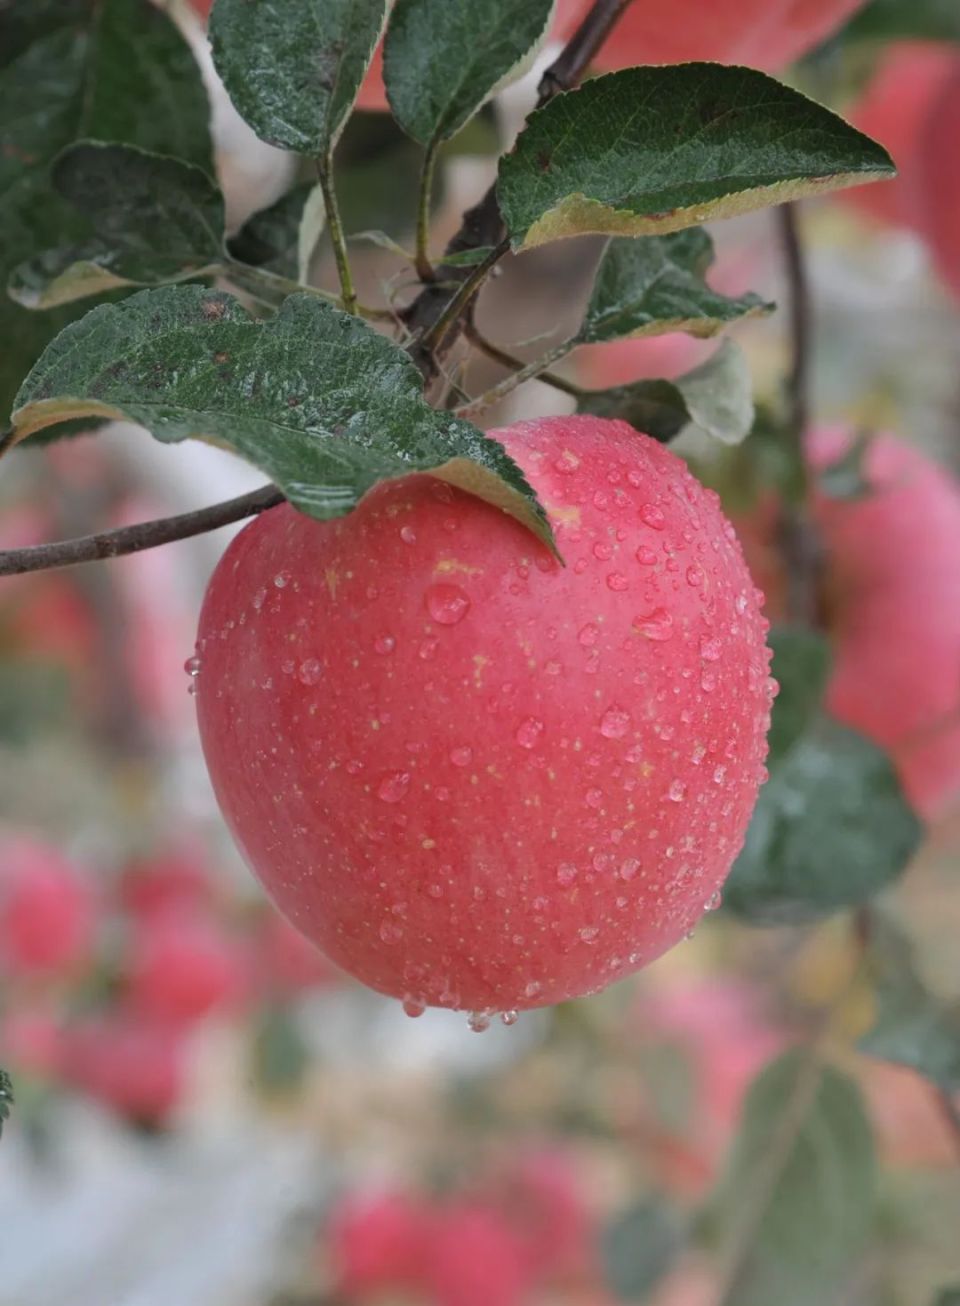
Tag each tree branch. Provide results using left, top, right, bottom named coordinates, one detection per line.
left=402, top=0, right=633, bottom=377
left=0, top=484, right=284, bottom=577
left=775, top=202, right=823, bottom=627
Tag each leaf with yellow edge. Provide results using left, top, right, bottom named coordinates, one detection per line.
left=497, top=65, right=895, bottom=250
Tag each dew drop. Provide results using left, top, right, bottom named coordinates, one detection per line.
left=374, top=635, right=396, bottom=655
left=585, top=788, right=604, bottom=809
left=379, top=919, right=403, bottom=943
left=712, top=765, right=727, bottom=785
left=273, top=571, right=290, bottom=588
left=701, top=669, right=717, bottom=693
left=686, top=564, right=704, bottom=587
left=635, top=608, right=673, bottom=641
left=377, top=771, right=411, bottom=803
left=524, top=980, right=542, bottom=999
left=450, top=745, right=473, bottom=767
left=578, top=622, right=599, bottom=647
left=667, top=779, right=687, bottom=803
left=600, top=706, right=631, bottom=739
left=402, top=995, right=426, bottom=1018
left=606, top=572, right=629, bottom=592
left=593, top=540, right=613, bottom=561
left=400, top=525, right=417, bottom=545
left=545, top=659, right=562, bottom=676
left=183, top=654, right=201, bottom=677
left=515, top=717, right=544, bottom=749
left=425, top=583, right=470, bottom=626
left=640, top=504, right=666, bottom=530
left=298, top=658, right=322, bottom=685
left=252, top=587, right=266, bottom=611
left=704, top=890, right=722, bottom=912
left=419, top=638, right=438, bottom=660
left=500, top=1010, right=519, bottom=1027
left=619, top=858, right=640, bottom=881
left=556, top=862, right=578, bottom=887
left=579, top=926, right=599, bottom=944
left=554, top=449, right=580, bottom=474
left=700, top=636, right=722, bottom=662
left=468, top=1010, right=492, bottom=1033
left=636, top=545, right=657, bottom=566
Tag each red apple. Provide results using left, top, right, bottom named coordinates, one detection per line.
left=63, top=1011, right=186, bottom=1125
left=119, top=842, right=215, bottom=922
left=556, top=0, right=864, bottom=72
left=426, top=1202, right=533, bottom=1306
left=915, top=62, right=960, bottom=298
left=194, top=415, right=772, bottom=1017
left=739, top=428, right=960, bottom=819
left=125, top=910, right=248, bottom=1025
left=843, top=42, right=958, bottom=230
left=328, top=1187, right=436, bottom=1296
left=574, top=334, right=708, bottom=391
left=0, top=835, right=95, bottom=978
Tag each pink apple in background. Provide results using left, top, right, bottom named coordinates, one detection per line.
left=63, top=1012, right=187, bottom=1126
left=0, top=836, right=95, bottom=978
left=573, top=334, right=709, bottom=392
left=739, top=428, right=960, bottom=820
left=915, top=63, right=960, bottom=298
left=493, top=1147, right=594, bottom=1281
left=119, top=842, right=215, bottom=923
left=843, top=42, right=958, bottom=230
left=195, top=415, right=772, bottom=1016
left=556, top=0, right=865, bottom=72
left=426, top=1201, right=533, bottom=1306
left=356, top=42, right=390, bottom=113
left=125, top=910, right=248, bottom=1026
left=0, top=1003, right=65, bottom=1079
left=328, top=1187, right=436, bottom=1297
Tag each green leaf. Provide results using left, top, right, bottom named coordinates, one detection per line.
left=933, top=1290, right=960, bottom=1306
left=600, top=1198, right=682, bottom=1300
left=843, top=0, right=960, bottom=42
left=497, top=64, right=895, bottom=250
left=228, top=181, right=326, bottom=283
left=766, top=626, right=832, bottom=764
left=724, top=717, right=922, bottom=924
left=578, top=230, right=773, bottom=344
left=714, top=1051, right=876, bottom=1306
left=0, top=0, right=212, bottom=421
left=383, top=0, right=554, bottom=147
left=8, top=143, right=224, bottom=309
left=0, top=1069, right=12, bottom=1139
left=578, top=339, right=755, bottom=447
left=10, top=286, right=552, bottom=548
left=858, top=915, right=960, bottom=1092
left=251, top=1004, right=310, bottom=1095
left=210, top=0, right=389, bottom=154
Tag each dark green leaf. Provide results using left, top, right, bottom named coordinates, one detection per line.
left=725, top=718, right=921, bottom=924
left=252, top=1004, right=310, bottom=1094
left=497, top=65, right=895, bottom=250
left=579, top=230, right=773, bottom=344
left=8, top=143, right=224, bottom=309
left=0, top=0, right=212, bottom=421
left=858, top=915, right=960, bottom=1092
left=766, top=626, right=832, bottom=764
left=714, top=1051, right=876, bottom=1306
left=10, top=286, right=552, bottom=547
left=227, top=181, right=325, bottom=282
left=600, top=1197, right=682, bottom=1301
left=383, top=0, right=553, bottom=146
left=843, top=0, right=960, bottom=42
left=0, top=1068, right=12, bottom=1139
left=579, top=339, right=754, bottom=447
left=210, top=0, right=388, bottom=153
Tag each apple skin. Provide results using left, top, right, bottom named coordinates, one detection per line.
left=739, top=428, right=960, bottom=819
left=843, top=42, right=958, bottom=231
left=915, top=63, right=960, bottom=298
left=556, top=0, right=863, bottom=71
left=195, top=415, right=772, bottom=1015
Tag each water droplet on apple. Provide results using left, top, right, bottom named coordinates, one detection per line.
left=402, top=995, right=426, bottom=1018
left=377, top=771, right=411, bottom=803
left=515, top=717, right=544, bottom=749
left=425, top=583, right=470, bottom=625
left=298, top=659, right=322, bottom=685
left=450, top=746, right=472, bottom=767
left=635, top=608, right=673, bottom=641
left=600, top=706, right=631, bottom=739
left=500, top=1010, right=519, bottom=1026
left=374, top=635, right=396, bottom=655
left=640, top=504, right=666, bottom=530
left=556, top=863, right=578, bottom=887
left=468, top=1010, right=492, bottom=1033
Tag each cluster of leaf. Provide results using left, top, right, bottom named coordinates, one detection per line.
left=3, top=0, right=893, bottom=546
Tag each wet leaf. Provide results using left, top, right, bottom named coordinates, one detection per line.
left=498, top=65, right=894, bottom=250
left=10, top=286, right=553, bottom=548
left=210, top=0, right=389, bottom=153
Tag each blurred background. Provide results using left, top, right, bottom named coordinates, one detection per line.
left=1, top=3, right=959, bottom=1303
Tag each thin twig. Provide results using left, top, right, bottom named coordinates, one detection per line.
left=457, top=339, right=574, bottom=417
left=0, top=484, right=284, bottom=577
left=416, top=238, right=510, bottom=360
left=776, top=202, right=823, bottom=626
left=316, top=153, right=357, bottom=315
left=538, top=0, right=634, bottom=99
left=464, top=318, right=584, bottom=397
